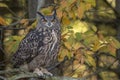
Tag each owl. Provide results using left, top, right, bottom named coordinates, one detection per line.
left=11, top=10, right=61, bottom=76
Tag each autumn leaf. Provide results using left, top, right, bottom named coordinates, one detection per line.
left=0, top=16, right=7, bottom=26
left=75, top=32, right=82, bottom=41
left=84, top=0, right=96, bottom=7
left=109, top=37, right=120, bottom=49
left=90, top=25, right=97, bottom=32
left=77, top=4, right=84, bottom=19
left=57, top=9, right=63, bottom=19
left=71, top=20, right=89, bottom=33
left=62, top=14, right=70, bottom=25
left=12, top=36, right=25, bottom=41
left=84, top=54, right=96, bottom=67
left=73, top=42, right=81, bottom=50
left=60, top=0, right=68, bottom=9
left=85, top=3, right=92, bottom=11
left=90, top=40, right=107, bottom=52
left=40, top=6, right=53, bottom=15
left=69, top=10, right=76, bottom=20
left=58, top=48, right=70, bottom=61
left=64, top=42, right=72, bottom=50
left=0, top=3, right=8, bottom=7
left=107, top=44, right=116, bottom=57
left=20, top=19, right=28, bottom=24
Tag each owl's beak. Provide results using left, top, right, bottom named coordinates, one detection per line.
left=47, top=22, right=52, bottom=27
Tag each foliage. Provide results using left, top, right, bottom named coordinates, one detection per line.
left=0, top=0, right=120, bottom=80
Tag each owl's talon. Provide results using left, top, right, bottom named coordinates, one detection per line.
left=33, top=68, right=53, bottom=77
left=33, top=68, right=44, bottom=76
left=44, top=71, right=53, bottom=76
left=40, top=67, right=53, bottom=76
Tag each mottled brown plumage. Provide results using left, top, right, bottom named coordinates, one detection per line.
left=11, top=10, right=61, bottom=74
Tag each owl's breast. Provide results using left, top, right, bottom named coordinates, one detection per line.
left=28, top=29, right=60, bottom=70
left=42, top=29, right=57, bottom=42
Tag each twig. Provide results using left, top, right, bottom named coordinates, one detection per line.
left=0, top=58, right=118, bottom=80
left=0, top=76, right=7, bottom=80
left=103, top=0, right=120, bottom=16
left=0, top=68, right=24, bottom=74
left=6, top=7, right=20, bottom=18
left=0, top=18, right=35, bottom=30
left=47, top=57, right=68, bottom=71
left=0, top=68, right=83, bottom=80
left=7, top=72, right=83, bottom=80
left=7, top=73, right=38, bottom=80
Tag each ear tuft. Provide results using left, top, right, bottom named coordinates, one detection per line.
left=37, top=12, right=44, bottom=18
left=53, top=9, right=56, bottom=16
left=52, top=9, right=56, bottom=19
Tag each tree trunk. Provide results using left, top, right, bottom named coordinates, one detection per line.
left=28, top=0, right=38, bottom=18
left=28, top=0, right=54, bottom=19
left=115, top=0, right=120, bottom=79
left=115, top=0, right=120, bottom=41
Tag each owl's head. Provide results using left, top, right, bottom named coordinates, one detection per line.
left=37, top=10, right=59, bottom=28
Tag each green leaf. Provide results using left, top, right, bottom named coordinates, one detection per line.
left=0, top=3, right=8, bottom=8
left=75, top=32, right=82, bottom=41
left=67, top=26, right=73, bottom=29
left=91, top=25, right=97, bottom=32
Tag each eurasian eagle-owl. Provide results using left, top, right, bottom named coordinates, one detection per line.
left=11, top=10, right=61, bottom=75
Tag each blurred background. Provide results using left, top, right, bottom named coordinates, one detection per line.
left=0, top=0, right=120, bottom=80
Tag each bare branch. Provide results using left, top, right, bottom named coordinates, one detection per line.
left=7, top=72, right=83, bottom=80
left=0, top=76, right=7, bottom=80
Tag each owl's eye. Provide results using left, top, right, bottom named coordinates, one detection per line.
left=51, top=19, right=55, bottom=22
left=41, top=18, right=47, bottom=22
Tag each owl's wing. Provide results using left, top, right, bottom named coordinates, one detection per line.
left=11, top=30, right=42, bottom=68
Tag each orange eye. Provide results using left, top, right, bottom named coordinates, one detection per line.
left=51, top=19, right=55, bottom=22
left=41, top=19, right=47, bottom=22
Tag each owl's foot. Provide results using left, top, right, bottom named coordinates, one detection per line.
left=33, top=67, right=53, bottom=77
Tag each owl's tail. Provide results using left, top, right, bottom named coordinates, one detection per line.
left=10, top=52, right=24, bottom=68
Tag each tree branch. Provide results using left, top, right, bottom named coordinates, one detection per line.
left=7, top=72, right=84, bottom=80
left=103, top=0, right=120, bottom=17
left=0, top=68, right=24, bottom=74
left=0, top=76, right=7, bottom=80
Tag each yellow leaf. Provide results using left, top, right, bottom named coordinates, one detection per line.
left=85, top=3, right=92, bottom=11
left=83, top=0, right=96, bottom=7
left=109, top=37, right=120, bottom=49
left=91, top=25, right=97, bottom=32
left=0, top=3, right=8, bottom=7
left=40, top=6, right=53, bottom=15
left=68, top=0, right=76, bottom=6
left=31, top=20, right=37, bottom=28
left=64, top=42, right=72, bottom=50
left=71, top=20, right=89, bottom=33
left=85, top=54, right=96, bottom=67
left=86, top=50, right=94, bottom=55
left=73, top=42, right=81, bottom=50
left=0, top=16, right=7, bottom=26
left=73, top=60, right=80, bottom=65
left=90, top=40, right=100, bottom=51
left=100, top=71, right=118, bottom=80
left=20, top=19, right=28, bottom=24
left=107, top=44, right=116, bottom=57
left=60, top=0, right=68, bottom=8
left=91, top=40, right=107, bottom=52
left=77, top=5, right=84, bottom=19
left=72, top=74, right=78, bottom=78
left=57, top=9, right=63, bottom=19
left=62, top=15, right=70, bottom=25
left=69, top=10, right=76, bottom=20
left=58, top=48, right=69, bottom=61
left=12, top=36, right=25, bottom=41
left=73, top=64, right=86, bottom=72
